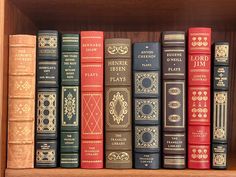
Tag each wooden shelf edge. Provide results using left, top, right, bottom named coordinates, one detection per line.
left=5, top=168, right=236, bottom=177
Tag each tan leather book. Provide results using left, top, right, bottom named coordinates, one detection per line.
left=7, top=35, right=36, bottom=168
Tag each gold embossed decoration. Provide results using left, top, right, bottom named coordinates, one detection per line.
left=213, top=153, right=226, bottom=166
left=38, top=35, right=57, bottom=48
left=107, top=152, right=129, bottom=161
left=109, top=92, right=128, bottom=124
left=36, top=149, right=56, bottom=163
left=215, top=92, right=226, bottom=104
left=15, top=103, right=31, bottom=115
left=135, top=72, right=158, bottom=95
left=191, top=90, right=208, bottom=119
left=191, top=36, right=208, bottom=47
left=16, top=80, right=31, bottom=91
left=135, top=99, right=159, bottom=121
left=168, top=101, right=181, bottom=109
left=37, top=92, right=57, bottom=133
left=135, top=126, right=159, bottom=149
left=64, top=92, right=76, bottom=120
left=213, top=92, right=227, bottom=140
left=215, top=45, right=229, bottom=59
left=168, top=114, right=181, bottom=122
left=214, top=128, right=226, bottom=139
left=107, top=44, right=129, bottom=55
left=168, top=87, right=181, bottom=95
left=191, top=148, right=208, bottom=160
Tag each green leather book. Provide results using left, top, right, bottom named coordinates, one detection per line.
left=61, top=34, right=80, bottom=85
left=60, top=34, right=80, bottom=168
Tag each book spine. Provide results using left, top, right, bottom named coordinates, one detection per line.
left=60, top=34, right=80, bottom=168
left=36, top=30, right=59, bottom=167
left=188, top=27, right=211, bottom=169
left=212, top=42, right=229, bottom=169
left=7, top=35, right=36, bottom=168
left=80, top=31, right=104, bottom=168
left=162, top=31, right=186, bottom=169
left=105, top=38, right=132, bottom=168
left=133, top=42, right=161, bottom=169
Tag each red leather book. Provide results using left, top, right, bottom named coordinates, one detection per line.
left=80, top=31, right=104, bottom=168
left=188, top=27, right=211, bottom=169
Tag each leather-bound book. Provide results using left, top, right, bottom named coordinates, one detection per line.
left=60, top=34, right=80, bottom=168
left=212, top=42, right=229, bottom=169
left=105, top=38, right=132, bottom=168
left=133, top=42, right=161, bottom=169
left=188, top=27, right=211, bottom=169
left=81, top=31, right=104, bottom=168
left=36, top=30, right=60, bottom=167
left=162, top=31, right=186, bottom=169
left=7, top=35, right=36, bottom=168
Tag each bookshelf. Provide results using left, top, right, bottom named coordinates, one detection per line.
left=1, top=0, right=236, bottom=176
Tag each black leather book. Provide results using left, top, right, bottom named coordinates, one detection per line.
left=60, top=34, right=80, bottom=168
left=35, top=30, right=60, bottom=168
left=162, top=31, right=186, bottom=169
left=212, top=42, right=229, bottom=169
left=133, top=42, right=161, bottom=169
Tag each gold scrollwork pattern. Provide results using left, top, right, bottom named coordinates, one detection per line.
left=64, top=92, right=76, bottom=120
left=168, top=101, right=181, bottom=109
left=36, top=149, right=56, bottom=163
left=215, top=93, right=226, bottom=104
left=107, top=45, right=129, bottom=55
left=213, top=153, right=226, bottom=166
left=107, top=152, right=129, bottom=161
left=135, top=72, right=158, bottom=94
left=191, top=36, right=208, bottom=47
left=191, top=90, right=208, bottom=119
left=215, top=45, right=229, bottom=59
left=16, top=80, right=31, bottom=91
left=38, top=35, right=57, bottom=48
left=168, top=114, right=181, bottom=122
left=135, top=99, right=159, bottom=120
left=135, top=127, right=159, bottom=149
left=214, top=128, right=226, bottom=139
left=168, top=87, right=181, bottom=95
left=191, top=148, right=208, bottom=160
left=15, top=103, right=31, bottom=114
left=109, top=92, right=128, bottom=124
left=37, top=92, right=57, bottom=133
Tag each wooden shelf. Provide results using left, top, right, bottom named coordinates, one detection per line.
left=8, top=0, right=236, bottom=31
left=5, top=168, right=236, bottom=177
left=5, top=155, right=236, bottom=177
left=5, top=156, right=236, bottom=177
left=1, top=0, right=236, bottom=177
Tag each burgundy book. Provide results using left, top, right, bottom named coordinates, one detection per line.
left=188, top=27, right=211, bottom=169
left=80, top=31, right=104, bottom=168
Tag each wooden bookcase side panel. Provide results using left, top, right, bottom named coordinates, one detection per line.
left=0, top=0, right=37, bottom=177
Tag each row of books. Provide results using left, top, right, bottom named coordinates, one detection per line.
left=7, top=27, right=229, bottom=169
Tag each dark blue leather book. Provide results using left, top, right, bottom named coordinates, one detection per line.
left=35, top=88, right=59, bottom=167
left=35, top=30, right=60, bottom=168
left=37, top=30, right=59, bottom=60
left=133, top=42, right=161, bottom=169
left=37, top=30, right=60, bottom=88
left=35, top=140, right=58, bottom=168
